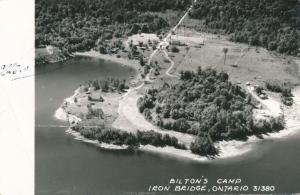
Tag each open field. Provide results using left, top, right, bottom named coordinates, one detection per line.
left=63, top=88, right=121, bottom=126
left=169, top=28, right=300, bottom=87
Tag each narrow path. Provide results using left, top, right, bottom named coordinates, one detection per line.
left=112, top=1, right=196, bottom=146
left=147, top=2, right=196, bottom=78
left=163, top=50, right=178, bottom=78
left=121, top=82, right=144, bottom=98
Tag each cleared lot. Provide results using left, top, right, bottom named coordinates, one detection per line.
left=171, top=28, right=300, bottom=87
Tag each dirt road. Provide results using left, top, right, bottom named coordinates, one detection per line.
left=112, top=2, right=196, bottom=146
left=112, top=89, right=195, bottom=146
left=163, top=50, right=178, bottom=78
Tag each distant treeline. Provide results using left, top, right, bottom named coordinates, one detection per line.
left=35, top=0, right=191, bottom=53
left=71, top=125, right=186, bottom=150
left=189, top=0, right=300, bottom=55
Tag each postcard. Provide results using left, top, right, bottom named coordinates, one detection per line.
left=1, top=0, right=300, bottom=194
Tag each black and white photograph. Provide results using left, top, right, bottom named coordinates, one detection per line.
left=1, top=0, right=300, bottom=194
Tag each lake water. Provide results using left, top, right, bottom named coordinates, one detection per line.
left=36, top=56, right=300, bottom=195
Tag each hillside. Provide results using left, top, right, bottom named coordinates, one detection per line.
left=189, top=0, right=300, bottom=55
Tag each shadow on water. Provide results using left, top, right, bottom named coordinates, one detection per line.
left=36, top=56, right=99, bottom=77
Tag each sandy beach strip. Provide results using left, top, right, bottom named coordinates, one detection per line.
left=54, top=88, right=82, bottom=124
left=216, top=86, right=300, bottom=159
left=74, top=50, right=140, bottom=71
left=66, top=128, right=128, bottom=150
left=53, top=66, right=300, bottom=162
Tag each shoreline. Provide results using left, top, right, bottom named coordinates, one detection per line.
left=54, top=89, right=127, bottom=151
left=53, top=88, right=209, bottom=161
left=52, top=43, right=300, bottom=162
left=74, top=50, right=140, bottom=72
left=66, top=128, right=128, bottom=150
left=74, top=50, right=143, bottom=87
left=53, top=85, right=300, bottom=162
left=216, top=86, right=300, bottom=159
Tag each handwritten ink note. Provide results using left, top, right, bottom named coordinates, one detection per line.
left=0, top=0, right=35, bottom=193
left=0, top=63, right=32, bottom=81
left=1, top=63, right=28, bottom=76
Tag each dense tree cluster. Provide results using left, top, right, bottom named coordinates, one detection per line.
left=35, top=56, right=49, bottom=65
left=190, top=135, right=218, bottom=156
left=71, top=125, right=186, bottom=149
left=171, top=46, right=180, bottom=53
left=138, top=67, right=284, bottom=155
left=81, top=78, right=129, bottom=93
left=36, top=0, right=191, bottom=52
left=265, top=80, right=293, bottom=106
left=265, top=80, right=292, bottom=95
left=189, top=0, right=300, bottom=55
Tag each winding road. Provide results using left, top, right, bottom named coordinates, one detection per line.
left=147, top=1, right=196, bottom=78
left=163, top=50, right=179, bottom=78
left=112, top=1, right=197, bottom=146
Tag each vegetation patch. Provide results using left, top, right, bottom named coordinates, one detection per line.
left=189, top=0, right=300, bottom=55
left=137, top=67, right=284, bottom=155
left=265, top=80, right=293, bottom=106
left=71, top=125, right=186, bottom=150
left=35, top=0, right=190, bottom=54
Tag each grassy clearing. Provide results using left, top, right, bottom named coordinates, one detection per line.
left=171, top=28, right=300, bottom=87
left=64, top=87, right=121, bottom=127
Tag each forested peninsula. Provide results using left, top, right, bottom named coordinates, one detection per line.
left=38, top=0, right=300, bottom=159
left=137, top=68, right=284, bottom=155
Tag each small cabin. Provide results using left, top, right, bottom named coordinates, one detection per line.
left=110, top=48, right=119, bottom=54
